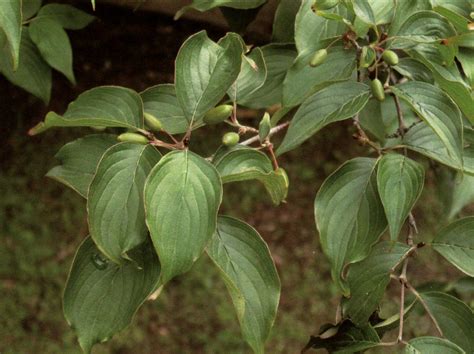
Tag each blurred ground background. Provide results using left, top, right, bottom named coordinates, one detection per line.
left=0, top=2, right=472, bottom=353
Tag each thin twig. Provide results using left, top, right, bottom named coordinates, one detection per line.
left=240, top=122, right=289, bottom=146
left=405, top=281, right=444, bottom=337
left=393, top=93, right=408, bottom=136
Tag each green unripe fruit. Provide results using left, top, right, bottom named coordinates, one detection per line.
left=309, top=49, right=328, bottom=67
left=144, top=112, right=163, bottom=131
left=359, top=46, right=376, bottom=68
left=222, top=132, right=240, bottom=147
left=203, top=104, right=233, bottom=125
left=382, top=50, right=399, bottom=66
left=311, top=0, right=340, bottom=11
left=259, top=112, right=271, bottom=142
left=117, top=132, right=149, bottom=145
left=91, top=126, right=106, bottom=131
left=371, top=79, right=385, bottom=101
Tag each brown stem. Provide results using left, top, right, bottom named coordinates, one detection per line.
left=267, top=143, right=279, bottom=170
left=240, top=122, right=289, bottom=146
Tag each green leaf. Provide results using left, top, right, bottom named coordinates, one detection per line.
left=390, top=11, right=457, bottom=49
left=302, top=320, right=380, bottom=353
left=278, top=82, right=370, bottom=155
left=314, top=157, right=387, bottom=294
left=0, top=0, right=21, bottom=69
left=405, top=336, right=465, bottom=354
left=367, top=0, right=394, bottom=25
left=36, top=4, right=95, bottom=30
left=373, top=301, right=417, bottom=336
left=448, top=173, right=474, bottom=219
left=29, top=18, right=75, bottom=84
left=88, top=143, right=161, bottom=264
left=431, top=217, right=474, bottom=276
left=391, top=82, right=463, bottom=167
left=228, top=47, right=267, bottom=103
left=29, top=86, right=144, bottom=135
left=352, top=0, right=376, bottom=26
left=457, top=49, right=474, bottom=87
left=344, top=241, right=411, bottom=326
left=63, top=237, right=160, bottom=354
left=434, top=6, right=470, bottom=33
left=377, top=154, right=424, bottom=240
left=176, top=0, right=266, bottom=18
left=22, top=0, right=42, bottom=20
left=207, top=216, right=280, bottom=354
left=282, top=46, right=357, bottom=107
left=408, top=46, right=474, bottom=122
left=144, top=150, right=222, bottom=284
left=214, top=147, right=288, bottom=205
left=175, top=31, right=243, bottom=126
left=389, top=0, right=431, bottom=36
left=419, top=291, right=474, bottom=353
left=0, top=29, right=51, bottom=103
left=400, top=123, right=474, bottom=175
left=393, top=57, right=434, bottom=83
left=140, top=84, right=188, bottom=135
left=430, top=0, right=471, bottom=18
left=238, top=43, right=296, bottom=108
left=272, top=0, right=301, bottom=42
left=46, top=134, right=117, bottom=198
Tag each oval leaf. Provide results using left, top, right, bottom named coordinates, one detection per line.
left=392, top=82, right=463, bottom=167
left=314, top=157, right=387, bottom=294
left=29, top=18, right=75, bottom=84
left=419, top=291, right=474, bottom=353
left=344, top=241, right=411, bottom=326
left=277, top=82, right=370, bottom=155
left=432, top=217, right=474, bottom=276
left=63, top=237, right=160, bottom=354
left=405, top=336, right=465, bottom=354
left=175, top=31, right=243, bottom=126
left=29, top=86, right=144, bottom=134
left=144, top=150, right=223, bottom=284
left=214, top=147, right=288, bottom=205
left=207, top=216, right=280, bottom=354
left=46, top=134, right=117, bottom=198
left=377, top=154, right=425, bottom=240
left=140, top=84, right=188, bottom=134
left=88, top=143, right=161, bottom=263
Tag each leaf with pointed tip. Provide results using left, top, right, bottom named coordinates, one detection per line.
left=391, top=82, right=463, bottom=167
left=389, top=0, right=431, bottom=35
left=405, top=337, right=465, bottom=354
left=88, top=143, right=161, bottom=264
left=238, top=44, right=296, bottom=109
left=140, top=84, right=188, bottom=134
left=175, top=31, right=243, bottom=126
left=419, top=292, right=474, bottom=353
left=377, top=154, right=424, bottom=240
left=144, top=150, right=222, bottom=284
left=408, top=46, right=474, bottom=122
left=0, top=0, right=21, bottom=69
left=214, top=147, right=288, bottom=205
left=36, top=4, right=95, bottom=30
left=278, top=82, right=370, bottom=155
left=63, top=237, right=160, bottom=354
left=207, top=216, right=280, bottom=354
left=29, top=18, right=75, bottom=84
left=46, top=134, right=117, bottom=198
left=176, top=0, right=266, bottom=18
left=0, top=29, right=51, bottom=103
left=431, top=217, right=474, bottom=276
left=344, top=241, right=411, bottom=326
left=390, top=11, right=456, bottom=49
left=227, top=47, right=267, bottom=103
left=29, top=86, right=144, bottom=134
left=314, top=157, right=387, bottom=294
left=457, top=49, right=473, bottom=87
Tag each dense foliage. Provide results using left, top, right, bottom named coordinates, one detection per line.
left=2, top=0, right=474, bottom=352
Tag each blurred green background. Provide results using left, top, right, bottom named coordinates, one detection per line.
left=0, top=2, right=472, bottom=353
